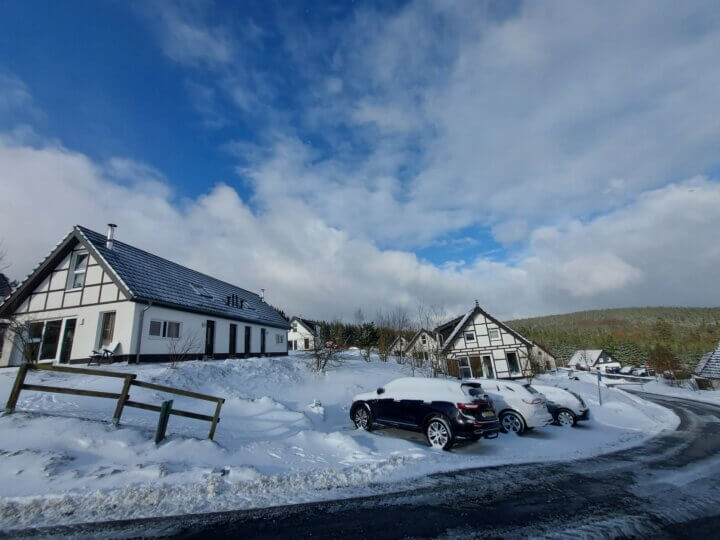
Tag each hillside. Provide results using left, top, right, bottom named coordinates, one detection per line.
left=507, top=307, right=720, bottom=368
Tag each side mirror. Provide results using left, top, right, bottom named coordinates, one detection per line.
left=377, top=387, right=385, bottom=395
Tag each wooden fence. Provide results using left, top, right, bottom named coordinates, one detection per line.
left=4, top=363, right=225, bottom=441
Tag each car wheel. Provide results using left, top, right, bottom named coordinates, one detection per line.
left=500, top=411, right=526, bottom=435
left=352, top=404, right=373, bottom=431
left=556, top=409, right=576, bottom=427
left=425, top=416, right=454, bottom=450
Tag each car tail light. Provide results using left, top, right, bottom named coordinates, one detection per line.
left=457, top=402, right=480, bottom=410
left=522, top=397, right=544, bottom=405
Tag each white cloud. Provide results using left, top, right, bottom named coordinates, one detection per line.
left=2, top=134, right=719, bottom=321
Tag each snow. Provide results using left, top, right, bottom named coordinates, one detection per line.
left=353, top=377, right=480, bottom=403
left=606, top=375, right=720, bottom=406
left=0, top=353, right=678, bottom=530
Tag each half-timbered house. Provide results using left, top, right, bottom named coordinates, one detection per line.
left=0, top=225, right=290, bottom=366
left=436, top=301, right=533, bottom=380
left=404, top=329, right=439, bottom=364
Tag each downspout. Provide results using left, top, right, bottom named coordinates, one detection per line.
left=135, top=301, right=152, bottom=364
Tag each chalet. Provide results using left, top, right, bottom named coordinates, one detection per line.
left=530, top=341, right=557, bottom=372
left=0, top=225, right=290, bottom=366
left=695, top=341, right=720, bottom=383
left=567, top=349, right=620, bottom=372
left=404, top=329, right=438, bottom=364
left=389, top=335, right=409, bottom=357
left=436, top=301, right=533, bottom=380
left=288, top=317, right=317, bottom=351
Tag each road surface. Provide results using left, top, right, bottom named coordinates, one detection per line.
left=4, top=392, right=720, bottom=539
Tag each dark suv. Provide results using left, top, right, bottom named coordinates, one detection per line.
left=350, top=377, right=500, bottom=450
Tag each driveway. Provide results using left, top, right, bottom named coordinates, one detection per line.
left=4, top=392, right=720, bottom=539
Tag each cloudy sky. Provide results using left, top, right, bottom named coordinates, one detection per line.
left=1, top=0, right=719, bottom=321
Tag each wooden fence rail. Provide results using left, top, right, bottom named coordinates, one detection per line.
left=3, top=363, right=225, bottom=441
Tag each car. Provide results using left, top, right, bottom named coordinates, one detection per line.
left=604, top=366, right=621, bottom=374
left=468, top=379, right=553, bottom=435
left=619, top=365, right=636, bottom=375
left=531, top=384, right=590, bottom=427
left=631, top=366, right=655, bottom=377
left=350, top=377, right=500, bottom=450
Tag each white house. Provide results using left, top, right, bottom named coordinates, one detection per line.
left=435, top=302, right=533, bottom=380
left=389, top=335, right=409, bottom=357
left=0, top=225, right=290, bottom=366
left=530, top=341, right=557, bottom=372
left=288, top=317, right=317, bottom=351
left=567, top=349, right=620, bottom=372
left=404, top=329, right=439, bottom=364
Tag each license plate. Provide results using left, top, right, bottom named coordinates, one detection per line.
left=481, top=411, right=495, bottom=418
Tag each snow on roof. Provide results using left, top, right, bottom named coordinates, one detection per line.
left=440, top=309, right=473, bottom=352
left=568, top=350, right=604, bottom=367
left=697, top=342, right=720, bottom=379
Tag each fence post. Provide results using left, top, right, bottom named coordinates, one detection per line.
left=5, top=363, right=30, bottom=413
left=208, top=400, right=224, bottom=440
left=155, top=399, right=173, bottom=444
left=113, top=374, right=135, bottom=426
left=597, top=370, right=603, bottom=406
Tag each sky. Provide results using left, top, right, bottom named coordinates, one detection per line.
left=1, top=0, right=719, bottom=322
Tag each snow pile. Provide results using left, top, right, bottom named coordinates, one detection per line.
left=0, top=353, right=677, bottom=530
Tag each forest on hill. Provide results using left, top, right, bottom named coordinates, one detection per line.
left=508, top=307, right=720, bottom=368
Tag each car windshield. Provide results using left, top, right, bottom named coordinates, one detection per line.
left=461, top=383, right=482, bottom=397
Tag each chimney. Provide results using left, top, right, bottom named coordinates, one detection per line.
left=106, top=223, right=117, bottom=250
left=260, top=288, right=265, bottom=302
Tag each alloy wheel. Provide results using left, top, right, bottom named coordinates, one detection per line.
left=502, top=413, right=523, bottom=434
left=427, top=420, right=449, bottom=448
left=354, top=407, right=369, bottom=429
left=557, top=410, right=575, bottom=427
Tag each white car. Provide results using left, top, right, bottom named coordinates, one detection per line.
left=532, top=384, right=590, bottom=427
left=469, top=379, right=553, bottom=435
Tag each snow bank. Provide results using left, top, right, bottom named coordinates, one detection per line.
left=0, top=353, right=677, bottom=530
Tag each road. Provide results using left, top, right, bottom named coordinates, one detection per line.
left=5, top=392, right=720, bottom=539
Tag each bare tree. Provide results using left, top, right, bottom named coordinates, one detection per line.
left=4, top=317, right=41, bottom=365
left=415, top=302, right=446, bottom=332
left=166, top=331, right=201, bottom=368
left=311, top=320, right=348, bottom=372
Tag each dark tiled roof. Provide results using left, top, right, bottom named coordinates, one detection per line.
left=77, top=226, right=289, bottom=329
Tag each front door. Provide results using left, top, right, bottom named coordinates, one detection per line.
left=244, top=326, right=251, bottom=354
left=229, top=324, right=237, bottom=356
left=58, top=319, right=77, bottom=364
left=260, top=328, right=266, bottom=355
left=205, top=320, right=215, bottom=357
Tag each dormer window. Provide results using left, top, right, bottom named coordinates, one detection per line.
left=190, top=283, right=213, bottom=298
left=68, top=252, right=88, bottom=289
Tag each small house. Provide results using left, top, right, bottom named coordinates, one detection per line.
left=567, top=349, right=620, bottom=372
left=404, top=329, right=439, bottom=364
left=288, top=317, right=317, bottom=351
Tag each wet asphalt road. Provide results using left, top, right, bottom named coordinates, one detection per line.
left=5, top=392, right=720, bottom=539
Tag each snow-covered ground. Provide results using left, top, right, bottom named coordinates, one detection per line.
left=0, top=352, right=678, bottom=530
left=595, top=372, right=720, bottom=406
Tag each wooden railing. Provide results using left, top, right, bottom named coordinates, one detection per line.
left=4, top=363, right=225, bottom=441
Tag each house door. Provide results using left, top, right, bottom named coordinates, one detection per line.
left=260, top=328, right=266, bottom=354
left=244, top=326, right=251, bottom=354
left=229, top=324, right=237, bottom=356
left=58, top=319, right=77, bottom=364
left=482, top=355, right=495, bottom=378
left=469, top=356, right=482, bottom=377
left=205, top=321, right=215, bottom=357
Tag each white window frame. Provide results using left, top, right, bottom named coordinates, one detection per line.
left=149, top=319, right=182, bottom=339
left=458, top=356, right=473, bottom=379
left=275, top=334, right=284, bottom=344
left=67, top=252, right=89, bottom=290
left=488, top=328, right=501, bottom=341
left=464, top=332, right=476, bottom=342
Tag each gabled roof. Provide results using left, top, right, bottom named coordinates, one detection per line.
left=438, top=303, right=533, bottom=353
left=404, top=329, right=435, bottom=352
left=0, top=226, right=290, bottom=330
left=568, top=350, right=615, bottom=367
left=389, top=335, right=408, bottom=351
left=291, top=316, right=317, bottom=333
left=696, top=342, right=720, bottom=379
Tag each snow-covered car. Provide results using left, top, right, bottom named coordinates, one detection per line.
left=350, top=378, right=500, bottom=450
left=631, top=366, right=655, bottom=377
left=619, top=365, right=636, bottom=375
left=468, top=379, right=553, bottom=435
left=532, top=384, right=590, bottom=427
left=594, top=362, right=622, bottom=373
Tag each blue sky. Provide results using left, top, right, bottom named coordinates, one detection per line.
left=2, top=0, right=720, bottom=320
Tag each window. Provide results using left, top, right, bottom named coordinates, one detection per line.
left=507, top=351, right=520, bottom=373
left=39, top=320, right=62, bottom=360
left=68, top=252, right=88, bottom=289
left=292, top=322, right=298, bottom=332
left=190, top=283, right=213, bottom=298
left=458, top=357, right=472, bottom=379
left=27, top=321, right=44, bottom=361
left=304, top=338, right=310, bottom=349
left=99, top=312, right=116, bottom=348
left=149, top=319, right=181, bottom=339
left=421, top=335, right=427, bottom=345
left=0, top=326, right=4, bottom=356
left=275, top=334, right=284, bottom=344
left=464, top=332, right=476, bottom=342
left=488, top=328, right=501, bottom=340
left=149, top=320, right=162, bottom=336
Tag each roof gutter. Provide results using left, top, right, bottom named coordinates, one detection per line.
left=134, top=300, right=152, bottom=364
